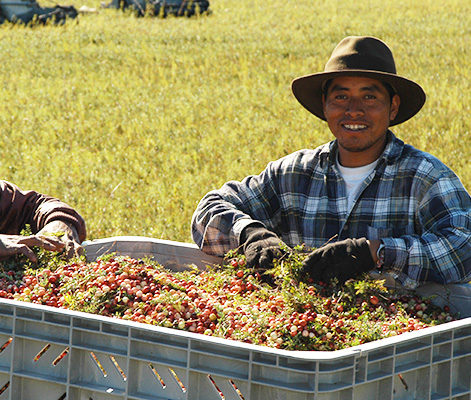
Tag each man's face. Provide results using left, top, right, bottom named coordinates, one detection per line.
left=322, top=76, right=400, bottom=167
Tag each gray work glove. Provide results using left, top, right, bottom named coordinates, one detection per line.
left=301, top=238, right=375, bottom=284
left=240, top=224, right=288, bottom=270
left=38, top=220, right=84, bottom=259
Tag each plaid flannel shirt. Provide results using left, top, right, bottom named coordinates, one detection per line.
left=191, top=132, right=471, bottom=288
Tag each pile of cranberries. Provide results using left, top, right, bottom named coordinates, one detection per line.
left=0, top=253, right=455, bottom=351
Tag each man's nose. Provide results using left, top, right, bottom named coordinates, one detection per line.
left=345, top=98, right=364, bottom=118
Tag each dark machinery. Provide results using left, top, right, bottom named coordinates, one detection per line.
left=103, top=0, right=210, bottom=17
left=0, top=0, right=77, bottom=24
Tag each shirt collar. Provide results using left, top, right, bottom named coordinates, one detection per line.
left=319, top=130, right=405, bottom=168
left=381, top=131, right=405, bottom=165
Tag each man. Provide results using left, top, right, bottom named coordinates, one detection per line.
left=0, top=180, right=86, bottom=262
left=191, top=36, right=471, bottom=289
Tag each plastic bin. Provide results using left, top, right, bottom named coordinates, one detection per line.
left=0, top=236, right=468, bottom=400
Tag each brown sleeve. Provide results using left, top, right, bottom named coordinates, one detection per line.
left=0, top=180, right=87, bottom=242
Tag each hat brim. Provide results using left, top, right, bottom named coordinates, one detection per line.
left=291, top=70, right=426, bottom=126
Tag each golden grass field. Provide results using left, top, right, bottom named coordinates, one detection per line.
left=0, top=0, right=470, bottom=243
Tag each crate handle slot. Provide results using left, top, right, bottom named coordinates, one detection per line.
left=33, top=343, right=51, bottom=362
left=169, top=368, right=187, bottom=393
left=0, top=338, right=12, bottom=353
left=208, top=375, right=225, bottom=399
left=110, top=356, right=127, bottom=381
left=53, top=347, right=69, bottom=366
left=397, top=373, right=409, bottom=391
left=0, top=381, right=9, bottom=396
left=148, top=363, right=166, bottom=389
left=57, top=393, right=66, bottom=400
left=230, top=379, right=246, bottom=400
left=90, top=352, right=107, bottom=377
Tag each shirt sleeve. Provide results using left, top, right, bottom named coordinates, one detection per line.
left=191, top=162, right=283, bottom=256
left=382, top=172, right=471, bottom=288
left=0, top=180, right=87, bottom=242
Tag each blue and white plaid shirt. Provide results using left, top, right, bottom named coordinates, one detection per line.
left=191, top=132, right=471, bottom=288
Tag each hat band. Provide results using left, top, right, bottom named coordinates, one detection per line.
left=325, top=53, right=397, bottom=74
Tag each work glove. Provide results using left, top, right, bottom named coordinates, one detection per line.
left=301, top=238, right=375, bottom=284
left=240, top=224, right=289, bottom=270
left=0, top=234, right=64, bottom=263
left=38, top=220, right=84, bottom=259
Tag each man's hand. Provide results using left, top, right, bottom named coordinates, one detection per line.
left=241, top=225, right=289, bottom=270
left=0, top=234, right=65, bottom=262
left=38, top=220, right=84, bottom=259
left=301, top=238, right=375, bottom=283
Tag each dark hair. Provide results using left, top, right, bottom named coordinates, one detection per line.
left=382, top=82, right=397, bottom=101
left=322, top=78, right=397, bottom=102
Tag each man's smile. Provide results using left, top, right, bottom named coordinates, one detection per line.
left=342, top=123, right=368, bottom=132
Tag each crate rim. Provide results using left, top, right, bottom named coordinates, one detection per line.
left=82, top=235, right=212, bottom=252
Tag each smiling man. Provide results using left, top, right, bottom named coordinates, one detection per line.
left=191, top=36, right=471, bottom=289
left=323, top=76, right=400, bottom=167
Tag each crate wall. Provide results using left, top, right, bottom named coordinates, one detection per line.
left=0, top=299, right=470, bottom=399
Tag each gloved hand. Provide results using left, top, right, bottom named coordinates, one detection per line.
left=38, top=220, right=84, bottom=259
left=0, top=233, right=64, bottom=262
left=301, top=238, right=375, bottom=284
left=240, top=224, right=288, bottom=269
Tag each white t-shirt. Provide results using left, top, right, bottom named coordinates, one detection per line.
left=336, top=157, right=379, bottom=212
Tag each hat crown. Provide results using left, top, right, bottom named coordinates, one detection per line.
left=325, top=36, right=397, bottom=75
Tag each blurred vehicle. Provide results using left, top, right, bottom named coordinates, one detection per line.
left=0, top=0, right=77, bottom=24
left=103, top=0, right=210, bottom=17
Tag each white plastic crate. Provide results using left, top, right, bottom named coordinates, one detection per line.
left=0, top=236, right=468, bottom=400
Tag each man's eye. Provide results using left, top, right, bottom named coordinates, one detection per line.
left=334, top=94, right=347, bottom=100
left=365, top=94, right=376, bottom=100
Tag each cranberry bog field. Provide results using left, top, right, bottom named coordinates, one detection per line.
left=0, top=0, right=470, bottom=243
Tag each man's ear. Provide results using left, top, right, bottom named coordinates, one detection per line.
left=390, top=94, right=400, bottom=121
left=322, top=93, right=327, bottom=115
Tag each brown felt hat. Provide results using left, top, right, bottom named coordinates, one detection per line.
left=291, top=36, right=426, bottom=126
